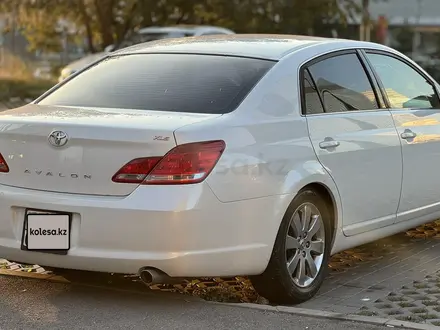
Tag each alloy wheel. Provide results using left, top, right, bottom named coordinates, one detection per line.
left=285, top=202, right=325, bottom=288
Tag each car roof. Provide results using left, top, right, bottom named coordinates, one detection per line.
left=114, top=34, right=390, bottom=61
left=137, top=25, right=234, bottom=35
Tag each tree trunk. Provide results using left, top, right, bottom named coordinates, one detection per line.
left=94, top=0, right=115, bottom=48
left=114, top=1, right=138, bottom=47
left=78, top=0, right=96, bottom=53
left=360, top=0, right=370, bottom=41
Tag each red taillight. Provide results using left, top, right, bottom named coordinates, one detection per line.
left=0, top=153, right=9, bottom=173
left=146, top=140, right=226, bottom=185
left=112, top=140, right=226, bottom=185
left=112, top=157, right=162, bottom=184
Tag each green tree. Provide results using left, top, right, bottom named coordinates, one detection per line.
left=134, top=0, right=363, bottom=34
left=0, top=0, right=141, bottom=53
left=0, top=0, right=72, bottom=52
left=0, top=0, right=376, bottom=54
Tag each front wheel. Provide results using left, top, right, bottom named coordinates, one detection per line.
left=250, top=189, right=332, bottom=304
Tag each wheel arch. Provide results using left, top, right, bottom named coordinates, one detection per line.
left=250, top=180, right=341, bottom=304
left=299, top=181, right=340, bottom=252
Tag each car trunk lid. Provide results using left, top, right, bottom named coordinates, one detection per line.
left=0, top=104, right=220, bottom=196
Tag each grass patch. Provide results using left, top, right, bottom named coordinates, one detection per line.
left=0, top=78, right=55, bottom=101
left=357, top=310, right=378, bottom=317
left=386, top=309, right=403, bottom=315
left=396, top=315, right=423, bottom=323
left=406, top=295, right=426, bottom=301
left=0, top=51, right=56, bottom=101
left=418, top=313, right=439, bottom=320
left=0, top=50, right=33, bottom=80
left=387, top=296, right=408, bottom=302
left=414, top=283, right=429, bottom=289
left=411, top=307, right=429, bottom=314
left=376, top=303, right=393, bottom=309
left=398, top=302, right=417, bottom=308
left=426, top=289, right=440, bottom=294
left=422, top=300, right=439, bottom=306
left=401, top=290, right=419, bottom=295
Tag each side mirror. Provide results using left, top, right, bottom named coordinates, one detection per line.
left=403, top=95, right=432, bottom=109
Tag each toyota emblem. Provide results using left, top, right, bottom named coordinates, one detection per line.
left=48, top=130, right=69, bottom=147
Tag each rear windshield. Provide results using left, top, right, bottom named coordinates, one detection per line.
left=38, top=54, right=275, bottom=114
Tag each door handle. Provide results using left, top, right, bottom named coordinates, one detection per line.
left=401, top=130, right=417, bottom=140
left=319, top=140, right=340, bottom=149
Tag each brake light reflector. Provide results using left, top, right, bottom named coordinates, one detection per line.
left=0, top=153, right=9, bottom=173
left=111, top=140, right=226, bottom=185
left=112, top=157, right=162, bottom=184
left=145, top=140, right=226, bottom=185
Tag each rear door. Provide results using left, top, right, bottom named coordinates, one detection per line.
left=303, top=50, right=403, bottom=236
left=364, top=50, right=440, bottom=222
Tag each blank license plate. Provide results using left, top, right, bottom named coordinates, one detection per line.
left=23, top=212, right=70, bottom=251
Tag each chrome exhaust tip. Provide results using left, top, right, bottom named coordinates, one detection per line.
left=139, top=268, right=167, bottom=285
left=138, top=267, right=187, bottom=286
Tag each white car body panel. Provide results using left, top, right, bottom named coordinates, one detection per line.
left=0, top=182, right=289, bottom=276
left=307, top=111, right=402, bottom=236
left=0, top=34, right=439, bottom=278
left=392, top=109, right=440, bottom=221
left=174, top=61, right=340, bottom=204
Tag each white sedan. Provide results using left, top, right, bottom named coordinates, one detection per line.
left=0, top=34, right=438, bottom=304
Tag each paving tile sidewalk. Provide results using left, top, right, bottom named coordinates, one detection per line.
left=0, top=275, right=406, bottom=330
left=297, top=225, right=440, bottom=327
left=356, top=271, right=440, bottom=326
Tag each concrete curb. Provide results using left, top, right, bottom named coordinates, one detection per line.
left=0, top=268, right=69, bottom=283
left=212, top=302, right=437, bottom=330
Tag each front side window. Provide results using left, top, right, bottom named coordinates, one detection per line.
left=366, top=53, right=440, bottom=109
left=38, top=54, right=275, bottom=114
left=307, top=53, right=378, bottom=113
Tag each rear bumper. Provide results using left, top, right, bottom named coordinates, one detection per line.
left=0, top=183, right=291, bottom=277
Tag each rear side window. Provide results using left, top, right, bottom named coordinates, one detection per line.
left=306, top=53, right=378, bottom=113
left=38, top=54, right=274, bottom=114
left=303, top=69, right=324, bottom=114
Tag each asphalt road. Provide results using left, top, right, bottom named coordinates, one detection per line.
left=0, top=275, right=405, bottom=330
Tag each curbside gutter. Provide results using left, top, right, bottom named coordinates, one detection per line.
left=0, top=267, right=434, bottom=329
left=0, top=267, right=204, bottom=302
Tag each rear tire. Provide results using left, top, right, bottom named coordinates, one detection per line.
left=250, top=188, right=332, bottom=304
